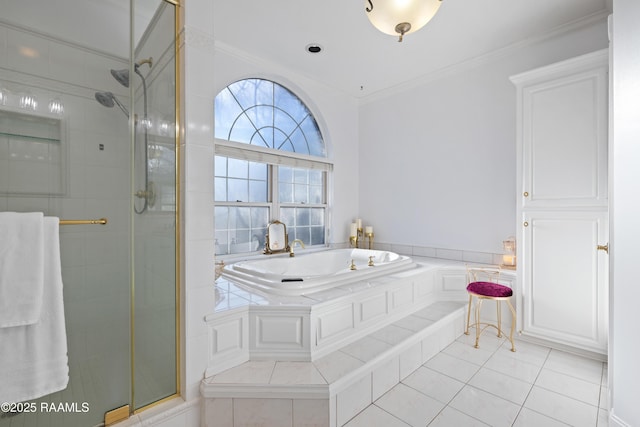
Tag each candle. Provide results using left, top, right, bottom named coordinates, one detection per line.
left=356, top=218, right=362, bottom=229
left=350, top=222, right=357, bottom=237
left=502, top=254, right=516, bottom=266
left=365, top=226, right=373, bottom=234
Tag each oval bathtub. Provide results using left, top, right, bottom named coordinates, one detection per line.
left=222, top=248, right=415, bottom=296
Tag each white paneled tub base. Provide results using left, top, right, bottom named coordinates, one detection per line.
left=201, top=301, right=466, bottom=427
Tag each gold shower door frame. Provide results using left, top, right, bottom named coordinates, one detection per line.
left=125, top=0, right=182, bottom=422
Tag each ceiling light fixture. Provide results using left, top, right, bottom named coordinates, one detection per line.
left=365, top=0, right=443, bottom=42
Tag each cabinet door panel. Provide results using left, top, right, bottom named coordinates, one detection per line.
left=521, top=211, right=608, bottom=353
left=521, top=67, right=607, bottom=207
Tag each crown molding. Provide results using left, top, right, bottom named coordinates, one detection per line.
left=183, top=25, right=216, bottom=54
left=358, top=9, right=611, bottom=106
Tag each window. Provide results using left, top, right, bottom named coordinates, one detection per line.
left=214, top=79, right=331, bottom=255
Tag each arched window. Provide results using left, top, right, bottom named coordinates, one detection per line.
left=214, top=79, right=331, bottom=255
left=215, top=79, right=325, bottom=157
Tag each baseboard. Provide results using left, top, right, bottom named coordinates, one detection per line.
left=609, top=408, right=632, bottom=427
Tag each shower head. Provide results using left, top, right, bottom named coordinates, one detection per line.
left=111, top=68, right=129, bottom=87
left=94, top=91, right=115, bottom=107
left=110, top=58, right=152, bottom=88
left=94, top=91, right=129, bottom=118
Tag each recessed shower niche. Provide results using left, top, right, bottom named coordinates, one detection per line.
left=0, top=108, right=67, bottom=196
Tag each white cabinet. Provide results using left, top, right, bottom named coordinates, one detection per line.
left=520, top=211, right=608, bottom=352
left=519, top=66, right=608, bottom=208
left=511, top=50, right=609, bottom=355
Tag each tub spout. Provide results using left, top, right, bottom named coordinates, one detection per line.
left=289, top=239, right=305, bottom=257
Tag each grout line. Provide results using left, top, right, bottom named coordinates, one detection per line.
left=267, top=361, right=276, bottom=384
left=424, top=335, right=502, bottom=426
left=373, top=403, right=411, bottom=427
left=510, top=343, right=551, bottom=425
left=434, top=334, right=533, bottom=426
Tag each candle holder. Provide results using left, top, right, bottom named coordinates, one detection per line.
left=366, top=231, right=374, bottom=250
left=349, top=229, right=364, bottom=248
left=349, top=219, right=363, bottom=248
left=501, top=236, right=516, bottom=269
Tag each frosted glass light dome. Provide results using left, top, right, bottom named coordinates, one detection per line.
left=365, top=0, right=442, bottom=41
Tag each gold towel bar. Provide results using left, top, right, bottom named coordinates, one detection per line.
left=59, top=218, right=107, bottom=225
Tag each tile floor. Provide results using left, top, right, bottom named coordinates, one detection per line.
left=343, top=333, right=609, bottom=427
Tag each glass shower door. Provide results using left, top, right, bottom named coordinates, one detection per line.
left=132, top=0, right=178, bottom=410
left=0, top=0, right=178, bottom=425
left=0, top=0, right=132, bottom=423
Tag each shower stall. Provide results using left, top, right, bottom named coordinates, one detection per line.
left=0, top=0, right=179, bottom=426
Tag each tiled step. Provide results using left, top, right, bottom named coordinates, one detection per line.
left=201, top=300, right=466, bottom=427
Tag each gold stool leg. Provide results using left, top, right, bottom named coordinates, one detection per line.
left=496, top=299, right=503, bottom=338
left=465, top=294, right=473, bottom=335
left=506, top=299, right=516, bottom=352
left=474, top=298, right=483, bottom=349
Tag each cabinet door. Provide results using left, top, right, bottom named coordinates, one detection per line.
left=520, top=66, right=608, bottom=208
left=520, top=211, right=608, bottom=354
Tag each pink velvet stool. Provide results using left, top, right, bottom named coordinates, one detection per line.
left=464, top=266, right=516, bottom=352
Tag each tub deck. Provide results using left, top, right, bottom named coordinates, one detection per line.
left=221, top=248, right=415, bottom=296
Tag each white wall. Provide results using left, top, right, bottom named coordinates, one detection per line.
left=181, top=7, right=217, bottom=408
left=358, top=19, right=609, bottom=254
left=610, top=1, right=640, bottom=425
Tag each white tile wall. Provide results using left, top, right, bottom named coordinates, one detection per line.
left=293, top=399, right=330, bottom=427
left=182, top=21, right=217, bottom=401
left=336, top=375, right=372, bottom=427
left=372, top=357, right=400, bottom=401
left=399, top=342, right=423, bottom=380
left=203, top=398, right=233, bottom=427
left=233, top=398, right=293, bottom=427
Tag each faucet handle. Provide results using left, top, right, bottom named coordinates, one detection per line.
left=368, top=256, right=375, bottom=267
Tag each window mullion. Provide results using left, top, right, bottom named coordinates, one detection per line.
left=271, top=164, right=279, bottom=221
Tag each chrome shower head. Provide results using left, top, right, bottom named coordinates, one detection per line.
left=94, top=91, right=129, bottom=118
left=110, top=58, right=152, bottom=88
left=94, top=91, right=115, bottom=107
left=110, top=68, right=130, bottom=88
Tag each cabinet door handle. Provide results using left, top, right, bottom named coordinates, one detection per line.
left=523, top=221, right=529, bottom=227
left=523, top=191, right=529, bottom=197
left=597, top=243, right=609, bottom=254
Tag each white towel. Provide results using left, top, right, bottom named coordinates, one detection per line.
left=0, top=211, right=45, bottom=327
left=0, top=216, right=69, bottom=402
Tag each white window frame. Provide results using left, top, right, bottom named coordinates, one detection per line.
left=215, top=139, right=333, bottom=256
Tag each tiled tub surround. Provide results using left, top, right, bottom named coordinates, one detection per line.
left=201, top=257, right=516, bottom=426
